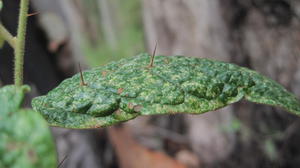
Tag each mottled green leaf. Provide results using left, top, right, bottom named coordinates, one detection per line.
left=32, top=53, right=300, bottom=129
left=0, top=85, right=30, bottom=115
left=0, top=85, right=57, bottom=168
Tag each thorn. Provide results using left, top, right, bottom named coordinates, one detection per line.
left=148, top=42, right=157, bottom=68
left=27, top=12, right=39, bottom=17
left=57, top=155, right=68, bottom=168
left=78, top=63, right=87, bottom=86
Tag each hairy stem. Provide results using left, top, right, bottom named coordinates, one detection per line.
left=14, top=0, right=29, bottom=86
left=0, top=23, right=16, bottom=49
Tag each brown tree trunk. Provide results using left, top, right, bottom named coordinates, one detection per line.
left=142, top=0, right=300, bottom=167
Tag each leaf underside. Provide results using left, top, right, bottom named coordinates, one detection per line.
left=32, top=53, right=300, bottom=129
left=0, top=85, right=57, bottom=168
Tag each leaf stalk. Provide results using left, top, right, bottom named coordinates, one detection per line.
left=14, top=0, right=29, bottom=86
left=0, top=23, right=16, bottom=49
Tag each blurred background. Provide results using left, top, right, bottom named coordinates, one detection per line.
left=1, top=0, right=300, bottom=167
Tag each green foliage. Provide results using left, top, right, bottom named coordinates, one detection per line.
left=0, top=85, right=30, bottom=115
left=83, top=0, right=144, bottom=67
left=0, top=85, right=57, bottom=168
left=32, top=53, right=300, bottom=129
left=0, top=0, right=2, bottom=11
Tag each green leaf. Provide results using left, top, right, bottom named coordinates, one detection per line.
left=32, top=53, right=300, bottom=129
left=0, top=85, right=30, bottom=115
left=0, top=85, right=57, bottom=168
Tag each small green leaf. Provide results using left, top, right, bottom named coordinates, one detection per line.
left=0, top=85, right=57, bottom=168
left=32, top=53, right=300, bottom=129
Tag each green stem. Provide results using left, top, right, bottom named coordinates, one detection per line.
left=14, top=0, right=29, bottom=86
left=0, top=23, right=16, bottom=49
